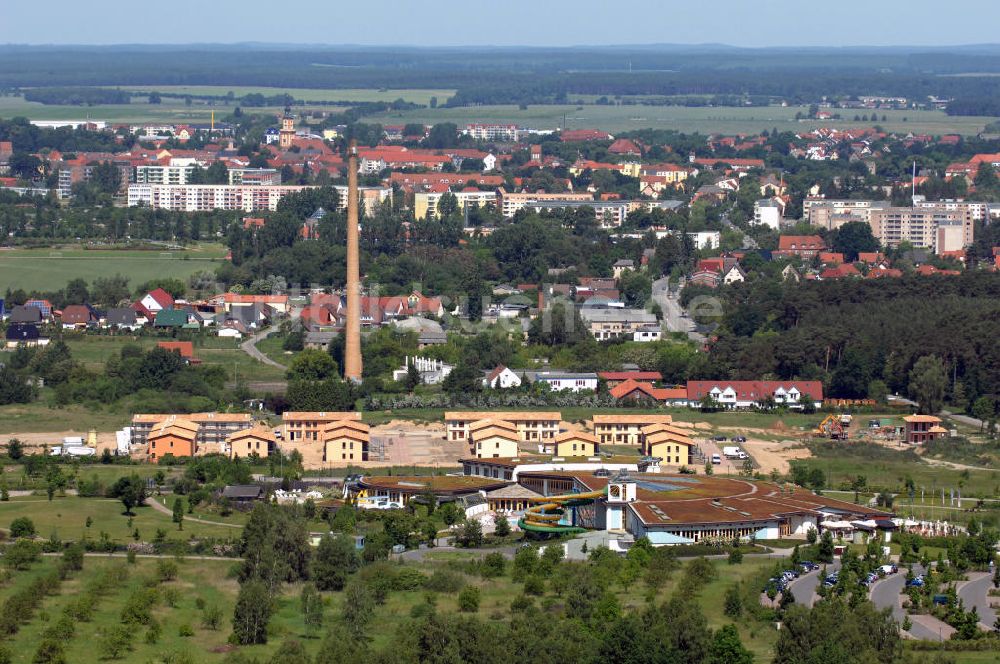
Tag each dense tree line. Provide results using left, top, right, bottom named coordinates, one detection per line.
left=22, top=87, right=131, bottom=106
left=688, top=273, right=1000, bottom=408
left=0, top=117, right=131, bottom=153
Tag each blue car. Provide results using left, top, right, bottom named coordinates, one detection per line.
left=906, top=577, right=925, bottom=588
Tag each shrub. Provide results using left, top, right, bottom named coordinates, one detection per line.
left=481, top=552, right=506, bottom=579
left=30, top=639, right=64, bottom=664
left=156, top=559, right=179, bottom=582
left=61, top=543, right=84, bottom=573
left=458, top=585, right=481, bottom=613
left=99, top=625, right=134, bottom=660
left=177, top=623, right=194, bottom=637
left=120, top=587, right=158, bottom=625
left=201, top=605, right=223, bottom=630
left=391, top=567, right=427, bottom=591
left=4, top=539, right=41, bottom=570
left=523, top=575, right=545, bottom=596
left=424, top=569, right=465, bottom=594
left=144, top=619, right=161, bottom=645
left=9, top=517, right=35, bottom=538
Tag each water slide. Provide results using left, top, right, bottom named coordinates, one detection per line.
left=518, top=488, right=607, bottom=534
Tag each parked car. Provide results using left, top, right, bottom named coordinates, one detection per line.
left=711, top=454, right=722, bottom=465
left=879, top=564, right=898, bottom=576
left=906, top=576, right=925, bottom=588
left=712, top=435, right=727, bottom=442
left=798, top=561, right=819, bottom=572
left=731, top=436, right=747, bottom=443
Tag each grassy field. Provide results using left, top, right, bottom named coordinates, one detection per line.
left=0, top=401, right=130, bottom=435
left=367, top=103, right=994, bottom=136
left=792, top=442, right=1000, bottom=498
left=118, top=86, right=455, bottom=106
left=0, top=243, right=227, bottom=292
left=0, top=495, right=241, bottom=543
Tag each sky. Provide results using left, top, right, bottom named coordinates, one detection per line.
left=3, top=0, right=1000, bottom=47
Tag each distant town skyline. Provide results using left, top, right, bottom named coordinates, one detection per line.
left=3, top=0, right=999, bottom=48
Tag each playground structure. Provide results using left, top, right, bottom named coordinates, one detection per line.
left=519, top=487, right=608, bottom=534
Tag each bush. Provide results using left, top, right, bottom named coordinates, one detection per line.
left=202, top=605, right=223, bottom=630
left=178, top=623, right=194, bottom=637
left=458, top=585, right=480, bottom=612
left=424, top=569, right=466, bottom=594
left=523, top=575, right=545, bottom=596
left=481, top=552, right=506, bottom=579
left=156, top=559, right=179, bottom=582
left=120, top=587, right=158, bottom=625
left=391, top=567, right=427, bottom=591
left=99, top=625, right=134, bottom=660
left=61, top=543, right=84, bottom=573
left=4, top=539, right=41, bottom=570
left=10, top=517, right=35, bottom=538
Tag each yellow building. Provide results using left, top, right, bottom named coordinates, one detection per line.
left=228, top=425, right=276, bottom=459
left=471, top=425, right=520, bottom=459
left=323, top=420, right=370, bottom=462
left=592, top=414, right=676, bottom=446
left=641, top=423, right=693, bottom=466
left=550, top=431, right=599, bottom=457
left=445, top=411, right=561, bottom=444
left=282, top=411, right=361, bottom=443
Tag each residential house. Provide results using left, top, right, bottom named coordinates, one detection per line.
left=60, top=304, right=98, bottom=329
left=323, top=419, right=370, bottom=462
left=154, top=309, right=189, bottom=328
left=483, top=365, right=522, bottom=389
left=753, top=199, right=782, bottom=229
left=468, top=419, right=521, bottom=458
left=24, top=299, right=53, bottom=318
left=608, top=380, right=688, bottom=405
left=228, top=425, right=276, bottom=459
left=5, top=323, right=48, bottom=348
left=541, top=431, right=599, bottom=457
left=592, top=414, right=677, bottom=446
left=147, top=417, right=200, bottom=460
left=129, top=412, right=254, bottom=449
left=641, top=424, right=694, bottom=466
left=579, top=308, right=658, bottom=341
left=773, top=235, right=826, bottom=259
left=598, top=371, right=663, bottom=388
left=633, top=325, right=663, bottom=342
left=444, top=411, right=561, bottom=444
left=139, top=288, right=174, bottom=314
left=157, top=341, right=199, bottom=364
left=902, top=415, right=947, bottom=445
left=9, top=305, right=43, bottom=324
left=820, top=264, right=861, bottom=280
left=104, top=308, right=140, bottom=331
left=612, top=259, right=635, bottom=279
left=686, top=380, right=824, bottom=409
left=532, top=372, right=598, bottom=393
left=281, top=411, right=361, bottom=444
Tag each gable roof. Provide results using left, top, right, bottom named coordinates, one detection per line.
left=105, top=307, right=137, bottom=326
left=154, top=309, right=188, bottom=327
left=145, top=288, right=175, bottom=309
left=60, top=304, right=98, bottom=324
left=9, top=305, right=42, bottom=323
left=157, top=341, right=195, bottom=359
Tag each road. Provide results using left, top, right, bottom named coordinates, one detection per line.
left=957, top=571, right=997, bottom=630
left=651, top=277, right=705, bottom=344
left=868, top=564, right=954, bottom=641
left=240, top=325, right=286, bottom=370
left=941, top=410, right=999, bottom=433
left=788, top=560, right=840, bottom=607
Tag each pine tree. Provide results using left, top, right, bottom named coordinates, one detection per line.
left=172, top=497, right=184, bottom=531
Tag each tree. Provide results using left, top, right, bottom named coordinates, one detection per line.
left=231, top=580, right=272, bottom=645
left=723, top=584, right=743, bottom=618
left=312, top=534, right=360, bottom=591
left=4, top=438, right=24, bottom=461
left=971, top=396, right=995, bottom=432
left=61, top=542, right=84, bottom=573
left=286, top=348, right=338, bottom=381
left=909, top=355, right=948, bottom=414
left=454, top=519, right=484, bottom=548
left=818, top=530, right=835, bottom=563
left=98, top=624, right=134, bottom=660
left=832, top=221, right=879, bottom=262
left=172, top=497, right=184, bottom=530
left=341, top=579, right=375, bottom=639
left=109, top=475, right=146, bottom=516
left=300, top=583, right=323, bottom=637
left=10, top=516, right=35, bottom=538
left=493, top=514, right=511, bottom=538
left=458, top=585, right=480, bottom=613
left=0, top=367, right=35, bottom=405
left=707, top=624, right=753, bottom=664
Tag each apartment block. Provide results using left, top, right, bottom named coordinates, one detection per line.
left=130, top=412, right=254, bottom=448
left=413, top=190, right=498, bottom=220
left=281, top=411, right=361, bottom=443
left=444, top=411, right=561, bottom=444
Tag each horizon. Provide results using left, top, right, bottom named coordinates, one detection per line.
left=3, top=0, right=999, bottom=47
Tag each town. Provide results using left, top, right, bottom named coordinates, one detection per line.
left=0, top=22, right=999, bottom=664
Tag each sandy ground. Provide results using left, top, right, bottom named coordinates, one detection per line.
left=741, top=439, right=812, bottom=475
left=4, top=431, right=119, bottom=455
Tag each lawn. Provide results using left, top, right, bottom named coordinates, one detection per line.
left=0, top=243, right=227, bottom=292
left=0, top=495, right=242, bottom=543
left=0, top=400, right=130, bottom=435
left=791, top=442, right=1000, bottom=498
left=366, top=103, right=994, bottom=136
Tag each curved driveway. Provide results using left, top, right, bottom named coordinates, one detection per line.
left=957, top=572, right=997, bottom=630
left=868, top=564, right=955, bottom=642
left=788, top=561, right=840, bottom=607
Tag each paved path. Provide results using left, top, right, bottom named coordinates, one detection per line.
left=869, top=564, right=955, bottom=642
left=942, top=410, right=998, bottom=433
left=957, top=571, right=997, bottom=630
left=240, top=325, right=285, bottom=370
left=147, top=496, right=242, bottom=529
left=651, top=277, right=705, bottom=344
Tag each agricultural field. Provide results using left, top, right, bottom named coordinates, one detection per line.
left=367, top=103, right=995, bottom=136
left=0, top=243, right=228, bottom=292
left=117, top=86, right=455, bottom=106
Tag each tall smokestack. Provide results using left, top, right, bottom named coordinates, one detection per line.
left=344, top=140, right=363, bottom=382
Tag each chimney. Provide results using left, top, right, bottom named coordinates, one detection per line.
left=343, top=140, right=363, bottom=383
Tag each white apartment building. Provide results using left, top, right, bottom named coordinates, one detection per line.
left=752, top=199, right=782, bottom=229
left=803, top=199, right=888, bottom=229
left=463, top=124, right=519, bottom=142
left=413, top=190, right=498, bottom=220
left=127, top=184, right=314, bottom=212
left=135, top=160, right=200, bottom=186
left=869, top=205, right=975, bottom=252
left=228, top=168, right=281, bottom=186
